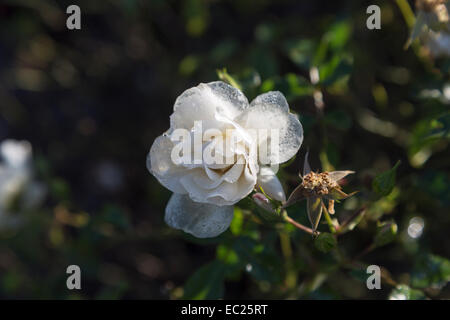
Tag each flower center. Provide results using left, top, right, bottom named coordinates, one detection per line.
left=301, top=172, right=338, bottom=196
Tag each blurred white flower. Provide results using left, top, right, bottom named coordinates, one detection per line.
left=147, top=81, right=303, bottom=238
left=424, top=30, right=450, bottom=56
left=409, top=0, right=450, bottom=57
left=95, top=161, right=124, bottom=193
left=0, top=139, right=46, bottom=229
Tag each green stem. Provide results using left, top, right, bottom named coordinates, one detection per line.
left=322, top=202, right=336, bottom=233
left=217, top=68, right=242, bottom=90
left=395, top=0, right=415, bottom=28
left=279, top=231, right=297, bottom=289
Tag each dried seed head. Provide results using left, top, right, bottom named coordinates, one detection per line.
left=301, top=172, right=339, bottom=196
left=416, top=0, right=446, bottom=12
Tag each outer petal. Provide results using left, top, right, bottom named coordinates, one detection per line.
left=236, top=103, right=303, bottom=164
left=256, top=167, right=286, bottom=202
left=165, top=193, right=234, bottom=238
left=250, top=91, right=289, bottom=112
left=170, top=81, right=249, bottom=131
left=147, top=134, right=188, bottom=194
left=207, top=81, right=249, bottom=111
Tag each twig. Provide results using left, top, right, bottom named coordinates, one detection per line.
left=283, top=215, right=319, bottom=236
left=336, top=206, right=366, bottom=234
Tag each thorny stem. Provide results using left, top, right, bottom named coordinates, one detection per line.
left=283, top=213, right=319, bottom=236
left=336, top=207, right=366, bottom=235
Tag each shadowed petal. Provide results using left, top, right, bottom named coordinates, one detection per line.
left=165, top=193, right=234, bottom=238
left=147, top=135, right=188, bottom=194
left=256, top=167, right=286, bottom=202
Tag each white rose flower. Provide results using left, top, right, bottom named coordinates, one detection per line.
left=0, top=139, right=46, bottom=229
left=147, top=81, right=303, bottom=238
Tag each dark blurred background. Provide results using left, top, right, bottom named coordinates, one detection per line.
left=0, top=0, right=449, bottom=299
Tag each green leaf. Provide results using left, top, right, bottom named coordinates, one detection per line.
left=374, top=220, right=398, bottom=247
left=372, top=161, right=401, bottom=197
left=415, top=171, right=450, bottom=206
left=427, top=112, right=450, bottom=139
left=248, top=47, right=278, bottom=78
left=367, top=187, right=399, bottom=220
left=216, top=243, right=242, bottom=279
left=389, top=285, right=426, bottom=300
left=338, top=208, right=366, bottom=234
left=324, top=110, right=352, bottom=131
left=319, top=55, right=352, bottom=86
left=102, top=205, right=130, bottom=230
left=216, top=244, right=239, bottom=265
left=210, top=38, right=237, bottom=62
left=348, top=268, right=369, bottom=284
left=408, top=113, right=450, bottom=167
left=233, top=237, right=282, bottom=283
left=230, top=207, right=244, bottom=235
left=183, top=261, right=225, bottom=300
left=283, top=38, right=316, bottom=69
left=314, top=232, right=337, bottom=253
left=411, top=254, right=450, bottom=290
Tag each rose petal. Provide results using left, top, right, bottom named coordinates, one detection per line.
left=180, top=164, right=256, bottom=206
left=147, top=135, right=189, bottom=194
left=207, top=81, right=249, bottom=112
left=236, top=104, right=303, bottom=164
left=165, top=193, right=234, bottom=238
left=170, top=81, right=248, bottom=131
left=190, top=163, right=244, bottom=191
left=256, top=167, right=286, bottom=202
left=250, top=91, right=289, bottom=112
